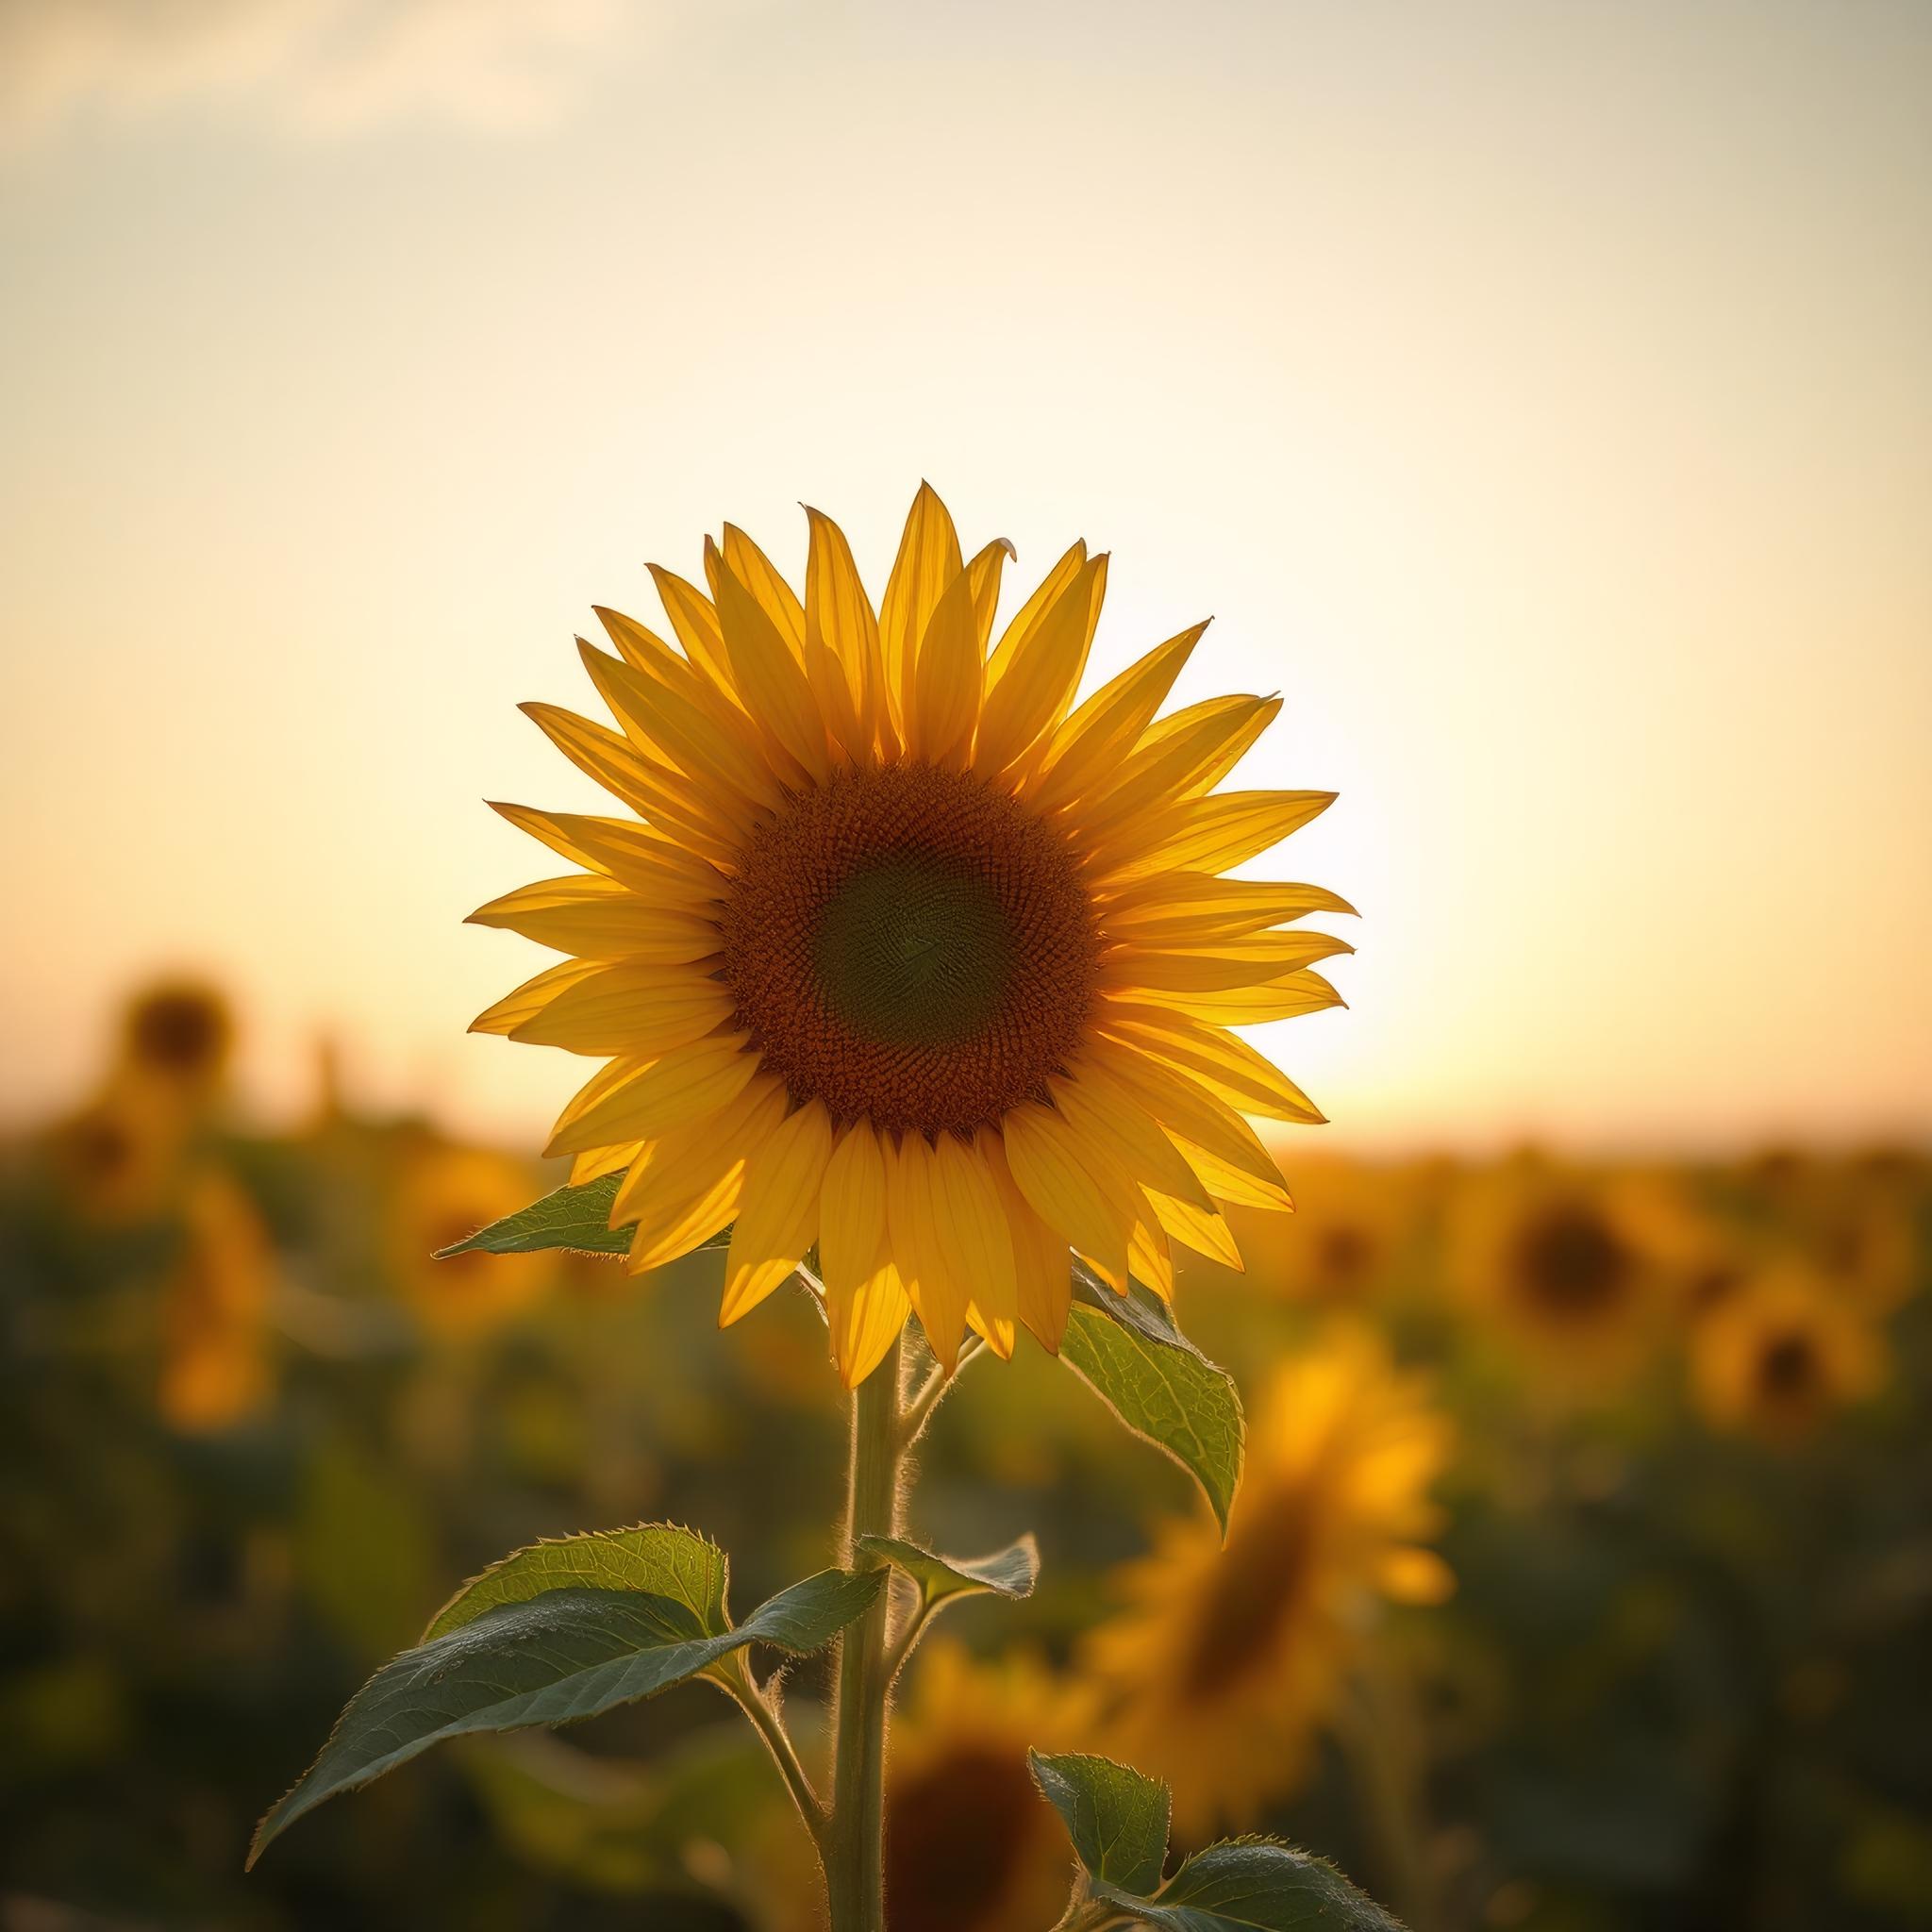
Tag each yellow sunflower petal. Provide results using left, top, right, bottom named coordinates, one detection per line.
left=879, top=482, right=963, bottom=736
left=1074, top=694, right=1280, bottom=846
left=720, top=524, right=807, bottom=661
left=966, top=537, right=1018, bottom=653
left=1119, top=969, right=1345, bottom=1025
left=545, top=1033, right=756, bottom=1158
left=466, top=876, right=723, bottom=964
left=1082, top=1035, right=1285, bottom=1191
left=572, top=1141, right=641, bottom=1186
left=645, top=563, right=745, bottom=708
left=591, top=605, right=761, bottom=748
left=1146, top=1188, right=1242, bottom=1269
left=1101, top=874, right=1357, bottom=939
left=974, top=553, right=1108, bottom=778
left=985, top=540, right=1086, bottom=692
left=820, top=1122, right=888, bottom=1296
left=577, top=639, right=776, bottom=817
left=932, top=1133, right=1018, bottom=1360
left=486, top=804, right=725, bottom=906
left=1051, top=1062, right=1212, bottom=1210
left=1169, top=1133, right=1293, bottom=1211
left=803, top=507, right=880, bottom=758
left=520, top=705, right=741, bottom=867
left=721, top=1101, right=833, bottom=1324
left=1106, top=928, right=1353, bottom=993
left=1378, top=1546, right=1457, bottom=1606
left=469, top=958, right=605, bottom=1035
left=981, top=1130, right=1073, bottom=1352
left=1098, top=788, right=1336, bottom=882
left=1026, top=620, right=1204, bottom=808
left=1099, top=1006, right=1325, bottom=1124
left=908, top=566, right=983, bottom=767
left=999, top=1104, right=1133, bottom=1291
left=616, top=1074, right=787, bottom=1271
left=829, top=1256, right=911, bottom=1389
left=886, top=1132, right=970, bottom=1371
left=508, top=962, right=736, bottom=1057
left=711, top=546, right=832, bottom=783
left=1128, top=1206, right=1175, bottom=1301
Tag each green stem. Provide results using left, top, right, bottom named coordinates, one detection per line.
left=719, top=1660, right=824, bottom=1843
left=825, top=1329, right=906, bottom=1932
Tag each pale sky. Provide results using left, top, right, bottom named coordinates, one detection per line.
left=3, top=0, right=1929, bottom=1156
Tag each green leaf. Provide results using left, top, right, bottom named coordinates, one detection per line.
left=1058, top=1266, right=1246, bottom=1535
left=248, top=1562, right=882, bottom=1867
left=1027, top=1749, right=1170, bottom=1897
left=1071, top=1256, right=1198, bottom=1351
left=425, top=1523, right=729, bottom=1641
left=1031, top=1750, right=1405, bottom=1931
left=1097, top=1837, right=1406, bottom=1930
left=856, top=1532, right=1039, bottom=1608
left=433, top=1174, right=630, bottom=1257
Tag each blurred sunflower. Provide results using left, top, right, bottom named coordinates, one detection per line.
left=118, top=976, right=235, bottom=1100
left=472, top=484, right=1351, bottom=1382
left=43, top=1078, right=188, bottom=1224
left=1228, top=1155, right=1415, bottom=1305
left=158, top=1169, right=276, bottom=1431
left=766, top=1639, right=1087, bottom=1932
left=389, top=1143, right=558, bottom=1339
left=1446, top=1163, right=1685, bottom=1390
left=1779, top=1169, right=1919, bottom=1315
left=1079, top=1328, right=1452, bottom=1836
left=1690, top=1267, right=1886, bottom=1444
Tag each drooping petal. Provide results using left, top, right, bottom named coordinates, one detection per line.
left=1146, top=1188, right=1243, bottom=1269
left=999, top=1104, right=1134, bottom=1291
left=878, top=482, right=962, bottom=738
left=819, top=1122, right=888, bottom=1297
left=829, top=1256, right=911, bottom=1389
left=571, top=1141, right=641, bottom=1187
left=1128, top=1205, right=1175, bottom=1301
left=885, top=1132, right=970, bottom=1371
left=466, top=876, right=723, bottom=963
left=721, top=1100, right=833, bottom=1324
left=616, top=1074, right=787, bottom=1271
left=508, top=961, right=737, bottom=1057
left=545, top=1033, right=756, bottom=1157
left=931, top=1132, right=1018, bottom=1359
left=981, top=1129, right=1073, bottom=1352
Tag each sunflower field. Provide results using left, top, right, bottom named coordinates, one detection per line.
left=4, top=979, right=1926, bottom=1932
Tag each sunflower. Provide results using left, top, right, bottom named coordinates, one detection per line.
left=764, top=1639, right=1089, bottom=1932
left=43, top=1077, right=189, bottom=1224
left=158, top=1168, right=276, bottom=1431
left=1078, top=1327, right=1451, bottom=1836
left=118, top=976, right=235, bottom=1098
left=469, top=486, right=1350, bottom=1382
left=389, top=1142, right=558, bottom=1339
left=1690, top=1267, right=1886, bottom=1444
left=1228, top=1154, right=1417, bottom=1305
left=1445, top=1161, right=1687, bottom=1391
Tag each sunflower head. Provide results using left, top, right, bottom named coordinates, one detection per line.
left=1690, top=1268, right=1886, bottom=1443
left=43, top=1077, right=189, bottom=1224
left=1079, top=1326, right=1451, bottom=1835
left=390, top=1143, right=558, bottom=1340
left=470, top=486, right=1351, bottom=1382
left=120, top=977, right=235, bottom=1095
left=158, top=1169, right=277, bottom=1432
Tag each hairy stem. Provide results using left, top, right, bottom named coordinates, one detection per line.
left=825, top=1330, right=906, bottom=1931
left=719, top=1661, right=824, bottom=1844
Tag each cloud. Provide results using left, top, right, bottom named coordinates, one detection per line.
left=0, top=0, right=635, bottom=144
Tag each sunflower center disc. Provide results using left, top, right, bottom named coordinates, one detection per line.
left=719, top=763, right=1099, bottom=1138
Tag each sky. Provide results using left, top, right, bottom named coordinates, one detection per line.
left=2, top=0, right=1929, bottom=1157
